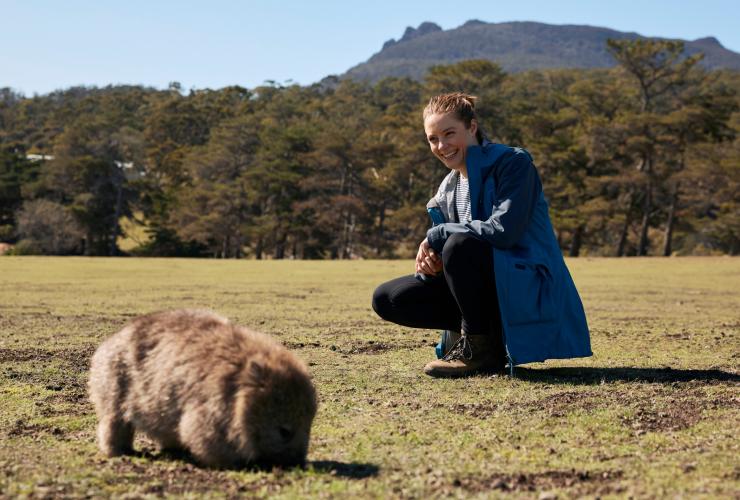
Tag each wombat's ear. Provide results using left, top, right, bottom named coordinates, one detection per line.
left=246, top=360, right=267, bottom=387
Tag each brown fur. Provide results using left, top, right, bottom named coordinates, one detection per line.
left=88, top=309, right=317, bottom=468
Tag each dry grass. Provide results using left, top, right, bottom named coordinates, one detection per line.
left=0, top=256, right=738, bottom=498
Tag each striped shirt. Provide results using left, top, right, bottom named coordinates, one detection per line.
left=454, top=174, right=472, bottom=223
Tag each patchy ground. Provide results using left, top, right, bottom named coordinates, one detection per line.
left=0, top=256, right=738, bottom=498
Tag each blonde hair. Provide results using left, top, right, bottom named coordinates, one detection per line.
left=423, top=92, right=484, bottom=143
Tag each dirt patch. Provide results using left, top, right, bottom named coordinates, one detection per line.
left=0, top=346, right=96, bottom=366
left=444, top=391, right=600, bottom=420
left=2, top=346, right=95, bottom=416
left=444, top=469, right=624, bottom=495
left=723, top=468, right=740, bottom=481
left=104, top=458, right=292, bottom=497
left=343, top=338, right=431, bottom=354
left=39, top=389, right=91, bottom=415
left=6, top=419, right=67, bottom=439
left=445, top=402, right=500, bottom=419
left=10, top=481, right=77, bottom=499
left=340, top=341, right=399, bottom=355
left=436, top=386, right=737, bottom=426
left=620, top=404, right=702, bottom=434
left=96, top=456, right=375, bottom=497
left=283, top=340, right=417, bottom=354
left=282, top=341, right=322, bottom=350
left=0, top=312, right=125, bottom=328
left=525, top=391, right=600, bottom=417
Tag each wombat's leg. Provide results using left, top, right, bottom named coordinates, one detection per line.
left=152, top=431, right=184, bottom=454
left=90, top=346, right=135, bottom=456
left=97, top=415, right=134, bottom=457
left=179, top=409, right=230, bottom=468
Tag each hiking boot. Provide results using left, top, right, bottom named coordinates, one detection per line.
left=424, top=333, right=505, bottom=378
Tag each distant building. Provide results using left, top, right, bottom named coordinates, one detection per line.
left=24, top=154, right=144, bottom=181
left=26, top=154, right=54, bottom=162
left=115, top=161, right=145, bottom=181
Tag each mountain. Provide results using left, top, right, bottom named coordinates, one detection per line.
left=343, top=21, right=740, bottom=82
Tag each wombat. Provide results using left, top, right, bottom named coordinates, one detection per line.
left=88, top=309, right=317, bottom=468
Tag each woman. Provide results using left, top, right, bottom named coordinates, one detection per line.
left=372, top=92, right=591, bottom=378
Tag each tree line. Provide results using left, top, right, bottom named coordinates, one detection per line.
left=1, top=40, right=738, bottom=258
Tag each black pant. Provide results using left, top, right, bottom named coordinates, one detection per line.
left=372, top=233, right=503, bottom=338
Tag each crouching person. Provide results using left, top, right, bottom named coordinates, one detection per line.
left=372, top=93, right=591, bottom=378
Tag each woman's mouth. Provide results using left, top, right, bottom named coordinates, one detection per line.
left=441, top=150, right=458, bottom=162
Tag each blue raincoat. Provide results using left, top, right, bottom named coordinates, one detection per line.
left=425, top=141, right=591, bottom=366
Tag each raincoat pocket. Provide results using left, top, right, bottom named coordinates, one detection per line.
left=506, top=260, right=556, bottom=325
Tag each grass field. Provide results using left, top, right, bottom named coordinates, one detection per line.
left=0, top=256, right=738, bottom=498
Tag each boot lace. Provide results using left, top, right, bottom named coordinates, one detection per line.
left=442, top=334, right=473, bottom=361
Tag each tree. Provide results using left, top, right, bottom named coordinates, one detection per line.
left=138, top=86, right=251, bottom=255
left=607, top=39, right=703, bottom=255
left=17, top=199, right=83, bottom=254
left=656, top=71, right=738, bottom=255
left=0, top=147, right=40, bottom=241
left=171, top=113, right=259, bottom=258
left=425, top=60, right=510, bottom=142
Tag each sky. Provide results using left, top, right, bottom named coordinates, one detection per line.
left=2, top=0, right=739, bottom=96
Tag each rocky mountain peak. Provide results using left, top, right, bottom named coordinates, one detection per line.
left=382, top=21, right=442, bottom=49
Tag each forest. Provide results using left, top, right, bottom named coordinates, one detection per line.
left=1, top=40, right=738, bottom=258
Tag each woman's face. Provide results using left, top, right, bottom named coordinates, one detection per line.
left=423, top=112, right=478, bottom=173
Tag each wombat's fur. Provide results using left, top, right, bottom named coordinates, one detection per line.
left=88, top=309, right=317, bottom=468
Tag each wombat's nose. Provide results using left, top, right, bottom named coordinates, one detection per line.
left=278, top=426, right=295, bottom=442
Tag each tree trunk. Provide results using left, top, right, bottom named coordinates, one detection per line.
left=343, top=212, right=356, bottom=259
left=637, top=177, right=652, bottom=256
left=221, top=235, right=229, bottom=259
left=569, top=225, right=584, bottom=257
left=255, top=237, right=263, bottom=260
left=109, top=174, right=123, bottom=256
left=616, top=216, right=630, bottom=257
left=376, top=202, right=386, bottom=256
left=85, top=231, right=96, bottom=256
left=663, top=183, right=679, bottom=257
left=274, top=231, right=286, bottom=259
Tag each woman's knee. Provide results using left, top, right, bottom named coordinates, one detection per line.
left=371, top=284, right=392, bottom=320
left=442, top=233, right=480, bottom=268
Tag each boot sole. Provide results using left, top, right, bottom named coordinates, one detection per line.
left=423, top=365, right=507, bottom=378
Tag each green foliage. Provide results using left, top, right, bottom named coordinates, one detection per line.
left=0, top=42, right=738, bottom=257
left=0, top=147, right=39, bottom=238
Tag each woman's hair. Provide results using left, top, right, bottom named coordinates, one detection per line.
left=423, top=92, right=484, bottom=144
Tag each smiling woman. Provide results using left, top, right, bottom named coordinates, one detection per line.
left=371, top=92, right=592, bottom=378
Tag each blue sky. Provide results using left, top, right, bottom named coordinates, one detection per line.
left=2, top=0, right=739, bottom=95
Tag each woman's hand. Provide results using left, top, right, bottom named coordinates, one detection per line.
left=415, top=238, right=443, bottom=276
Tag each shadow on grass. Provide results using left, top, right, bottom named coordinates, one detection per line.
left=132, top=449, right=379, bottom=478
left=514, top=366, right=740, bottom=385
left=309, top=460, right=380, bottom=479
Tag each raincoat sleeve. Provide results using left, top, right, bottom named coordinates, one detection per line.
left=425, top=152, right=540, bottom=253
